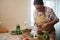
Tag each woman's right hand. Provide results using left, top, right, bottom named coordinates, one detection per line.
left=41, top=23, right=48, bottom=29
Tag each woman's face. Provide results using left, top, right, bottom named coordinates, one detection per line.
left=34, top=5, right=44, bottom=12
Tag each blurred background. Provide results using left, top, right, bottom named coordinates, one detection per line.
left=0, top=0, right=60, bottom=40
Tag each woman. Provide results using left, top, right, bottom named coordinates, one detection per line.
left=33, top=0, right=59, bottom=40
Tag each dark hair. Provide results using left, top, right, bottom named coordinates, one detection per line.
left=34, top=0, right=44, bottom=5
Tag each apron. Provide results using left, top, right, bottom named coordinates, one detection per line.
left=35, top=12, right=55, bottom=40
left=35, top=13, right=48, bottom=26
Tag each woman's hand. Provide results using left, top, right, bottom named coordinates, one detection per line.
left=42, top=23, right=49, bottom=29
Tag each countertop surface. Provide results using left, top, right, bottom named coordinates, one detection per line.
left=0, top=33, right=20, bottom=40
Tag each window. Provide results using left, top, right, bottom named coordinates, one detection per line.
left=31, top=0, right=35, bottom=26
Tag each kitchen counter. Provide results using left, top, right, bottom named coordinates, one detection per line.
left=0, top=33, right=20, bottom=40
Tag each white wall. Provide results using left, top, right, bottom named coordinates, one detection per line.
left=0, top=0, right=31, bottom=31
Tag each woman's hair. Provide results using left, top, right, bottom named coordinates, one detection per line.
left=34, top=0, right=44, bottom=5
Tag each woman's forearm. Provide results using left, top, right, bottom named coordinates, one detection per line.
left=47, top=18, right=59, bottom=25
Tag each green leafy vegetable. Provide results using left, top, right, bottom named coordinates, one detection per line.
left=29, top=34, right=34, bottom=38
